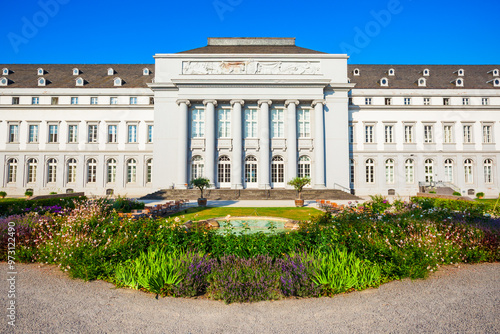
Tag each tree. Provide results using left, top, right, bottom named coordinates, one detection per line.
left=191, top=177, right=210, bottom=199
left=287, top=177, right=311, bottom=199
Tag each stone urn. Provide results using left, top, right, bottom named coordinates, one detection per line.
left=294, top=199, right=304, bottom=207
left=198, top=198, right=207, bottom=207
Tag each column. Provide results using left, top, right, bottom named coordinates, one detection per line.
left=176, top=99, right=190, bottom=188
left=230, top=100, right=244, bottom=189
left=203, top=99, right=217, bottom=186
left=258, top=100, right=271, bottom=189
left=312, top=99, right=326, bottom=188
left=285, top=99, right=299, bottom=185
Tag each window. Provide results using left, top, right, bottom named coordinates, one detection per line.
left=47, top=159, right=57, bottom=183
left=353, top=68, right=360, bottom=76
left=8, top=124, right=19, bottom=143
left=384, top=125, right=394, bottom=143
left=385, top=98, right=392, bottom=105
left=191, top=156, right=204, bottom=180
left=110, top=97, right=118, bottom=105
left=443, top=98, right=450, bottom=106
left=68, top=125, right=78, bottom=143
left=128, top=125, right=137, bottom=143
left=365, top=98, right=372, bottom=105
left=456, top=79, right=464, bottom=87
left=48, top=125, right=58, bottom=143
left=29, top=125, right=39, bottom=143
left=457, top=69, right=464, bottom=76
left=350, top=159, right=355, bottom=184
left=423, top=69, right=430, bottom=76
left=365, top=125, right=374, bottom=143
left=108, top=125, right=117, bottom=143
left=37, top=68, right=44, bottom=75
left=483, top=125, right=492, bottom=143
left=271, top=156, right=284, bottom=184
left=143, top=68, right=150, bottom=75
left=404, top=98, right=411, bottom=105
left=73, top=68, right=79, bottom=75
left=245, top=156, right=257, bottom=184
left=51, top=97, right=59, bottom=105
left=192, top=109, right=205, bottom=138
left=7, top=158, right=17, bottom=183
left=418, top=78, right=426, bottom=87
left=107, top=68, right=114, bottom=75
left=12, top=97, right=19, bottom=105
left=405, top=159, right=414, bottom=183
left=146, top=159, right=153, bottom=183
left=217, top=156, right=231, bottom=185
left=149, top=97, right=154, bottom=105
left=443, top=125, right=453, bottom=143
left=0, top=77, right=8, bottom=86
left=148, top=125, right=153, bottom=143
left=91, top=97, right=98, bottom=105
left=365, top=159, right=374, bottom=183
left=424, top=125, right=433, bottom=143
left=297, top=108, right=311, bottom=138
left=127, top=159, right=137, bottom=183
left=2, top=68, right=8, bottom=75
left=88, top=124, right=98, bottom=143
left=348, top=98, right=353, bottom=105
left=423, top=97, right=430, bottom=105
left=380, top=78, right=388, bottom=86
left=271, top=109, right=284, bottom=138
left=32, top=97, right=39, bottom=105
left=444, top=159, right=454, bottom=183
left=87, top=159, right=97, bottom=183
left=463, top=125, right=472, bottom=143
left=38, top=77, right=46, bottom=86
left=404, top=125, right=413, bottom=143
left=388, top=69, right=395, bottom=76
left=114, top=78, right=122, bottom=86
left=484, top=159, right=493, bottom=184
left=67, top=159, right=77, bottom=183
left=217, top=108, right=231, bottom=138
left=130, top=97, right=137, bottom=105
left=75, top=77, right=84, bottom=86
left=349, top=125, right=354, bottom=143
left=107, top=159, right=117, bottom=183
left=424, top=159, right=434, bottom=183
left=298, top=156, right=311, bottom=178
left=462, top=98, right=469, bottom=105
left=464, top=159, right=473, bottom=184
left=385, top=159, right=395, bottom=184
left=482, top=98, right=489, bottom=105
left=244, top=109, right=258, bottom=138
left=27, top=158, right=37, bottom=183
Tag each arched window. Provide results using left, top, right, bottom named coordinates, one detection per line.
left=146, top=159, right=153, bottom=183
left=385, top=159, right=395, bottom=184
left=365, top=159, right=374, bottom=183
left=298, top=156, right=311, bottom=178
left=271, top=156, right=285, bottom=185
left=27, top=158, right=37, bottom=183
left=107, top=158, right=117, bottom=183
left=244, top=156, right=257, bottom=185
left=7, top=158, right=17, bottom=183
left=191, top=156, right=204, bottom=180
left=350, top=159, right=355, bottom=185
left=424, top=159, right=434, bottom=183
left=484, top=159, right=493, bottom=184
left=444, top=159, right=454, bottom=183
left=47, top=158, right=57, bottom=183
left=127, top=159, right=137, bottom=183
left=67, top=158, right=77, bottom=183
left=87, top=158, right=97, bottom=183
left=218, top=156, right=231, bottom=185
left=405, top=159, right=414, bottom=183
left=464, top=159, right=473, bottom=184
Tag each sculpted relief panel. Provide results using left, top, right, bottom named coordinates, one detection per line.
left=182, top=60, right=321, bottom=75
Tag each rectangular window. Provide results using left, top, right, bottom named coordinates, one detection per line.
left=217, top=108, right=231, bottom=138
left=48, top=125, right=58, bottom=143
left=110, top=97, right=118, bottom=105
left=51, top=97, right=59, bottom=105
left=244, top=109, right=258, bottom=138
left=148, top=125, right=153, bottom=143
left=482, top=98, right=489, bottom=105
left=68, top=125, right=78, bottom=143
left=32, top=97, right=39, bottom=105
left=443, top=125, right=453, bottom=143
left=12, top=97, right=20, bottom=105
left=424, top=125, right=433, bottom=143
left=463, top=125, right=472, bottom=143
left=9, top=124, right=19, bottom=143
left=348, top=98, right=353, bottom=105
left=297, top=108, right=311, bottom=138
left=192, top=109, right=205, bottom=138
left=29, top=125, right=39, bottom=143
left=108, top=125, right=117, bottom=143
left=67, top=161, right=77, bottom=183
left=384, top=125, right=393, bottom=143
left=385, top=98, right=392, bottom=106
left=365, top=98, right=372, bottom=105
left=130, top=97, right=137, bottom=105
left=88, top=124, right=98, bottom=143
left=443, top=98, right=450, bottom=105
left=149, top=97, right=154, bottom=105
left=91, top=97, right=98, bottom=105
left=404, top=125, right=413, bottom=143
left=271, top=109, right=284, bottom=138
left=349, top=125, right=354, bottom=143
left=365, top=125, right=374, bottom=143
left=483, top=125, right=492, bottom=143
left=128, top=125, right=137, bottom=143
left=423, top=97, right=430, bottom=105
left=71, top=97, right=78, bottom=105
left=404, top=98, right=411, bottom=105
left=462, top=98, right=470, bottom=105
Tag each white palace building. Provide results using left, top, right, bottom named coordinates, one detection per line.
left=1, top=38, right=499, bottom=197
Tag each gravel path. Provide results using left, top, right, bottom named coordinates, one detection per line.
left=1, top=262, right=499, bottom=333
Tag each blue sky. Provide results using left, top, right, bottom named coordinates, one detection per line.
left=1, top=0, right=499, bottom=64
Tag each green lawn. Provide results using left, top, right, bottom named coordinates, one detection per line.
left=169, top=206, right=322, bottom=221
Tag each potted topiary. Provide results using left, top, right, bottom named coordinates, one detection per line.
left=476, top=192, right=485, bottom=199
left=25, top=190, right=33, bottom=198
left=191, top=177, right=210, bottom=207
left=287, top=176, right=311, bottom=207
left=0, top=191, right=6, bottom=198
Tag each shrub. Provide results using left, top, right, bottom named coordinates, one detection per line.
left=453, top=191, right=461, bottom=196
left=172, top=253, right=215, bottom=297
left=191, top=177, right=210, bottom=199
left=429, top=190, right=436, bottom=194
left=0, top=196, right=86, bottom=216
left=111, top=196, right=144, bottom=212
left=476, top=192, right=485, bottom=199
left=25, top=190, right=33, bottom=197
left=0, top=191, right=6, bottom=198
left=287, top=177, right=311, bottom=199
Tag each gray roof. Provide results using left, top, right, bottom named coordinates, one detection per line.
left=348, top=64, right=500, bottom=89
left=177, top=45, right=326, bottom=54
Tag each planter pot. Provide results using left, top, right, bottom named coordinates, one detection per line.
left=295, top=199, right=304, bottom=207
left=198, top=198, right=207, bottom=207
left=478, top=196, right=484, bottom=199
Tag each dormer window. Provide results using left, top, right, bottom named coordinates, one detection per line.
left=456, top=69, right=464, bottom=76
left=494, top=78, right=500, bottom=87
left=423, top=68, right=430, bottom=76
left=73, top=68, right=80, bottom=75
left=143, top=68, right=150, bottom=75
left=37, top=68, right=44, bottom=75
left=0, top=77, right=8, bottom=86
left=380, top=77, right=389, bottom=86
left=107, top=68, right=114, bottom=75
left=455, top=78, right=464, bottom=87
left=38, top=77, right=46, bottom=86
left=388, top=68, right=395, bottom=76
left=2, top=68, right=9, bottom=75
left=490, top=69, right=499, bottom=76
left=418, top=78, right=426, bottom=87
left=353, top=68, right=360, bottom=76
left=75, top=77, right=84, bottom=87
left=113, top=77, right=122, bottom=86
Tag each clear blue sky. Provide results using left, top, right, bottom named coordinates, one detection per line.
left=1, top=0, right=499, bottom=65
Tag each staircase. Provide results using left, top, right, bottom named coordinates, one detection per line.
left=141, top=189, right=361, bottom=201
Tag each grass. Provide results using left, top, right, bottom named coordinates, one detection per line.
left=169, top=206, right=321, bottom=221
left=0, top=198, right=26, bottom=202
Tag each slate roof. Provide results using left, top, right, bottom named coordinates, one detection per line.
left=177, top=45, right=326, bottom=54
left=348, top=64, right=500, bottom=89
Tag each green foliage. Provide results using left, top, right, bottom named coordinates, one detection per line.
left=0, top=196, right=86, bottom=216
left=191, top=177, right=211, bottom=198
left=429, top=190, right=436, bottom=194
left=0, top=191, right=6, bottom=198
left=453, top=191, right=461, bottom=196
left=287, top=177, right=311, bottom=199
left=49, top=192, right=57, bottom=195
left=476, top=192, right=485, bottom=198
left=110, top=196, right=144, bottom=212
left=24, top=190, right=33, bottom=197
